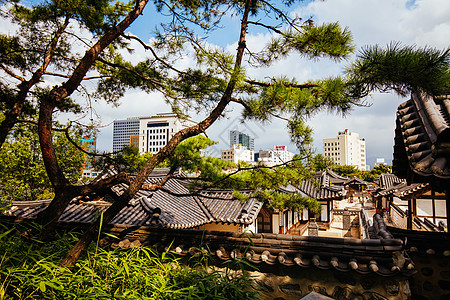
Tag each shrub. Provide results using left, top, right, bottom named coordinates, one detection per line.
left=0, top=223, right=259, bottom=299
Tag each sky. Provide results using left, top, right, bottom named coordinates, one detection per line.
left=2, top=0, right=450, bottom=167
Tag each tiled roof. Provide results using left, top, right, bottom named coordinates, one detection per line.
left=374, top=182, right=407, bottom=197
left=59, top=219, right=411, bottom=277
left=315, top=170, right=349, bottom=186
left=393, top=92, right=450, bottom=182
left=294, top=180, right=346, bottom=200
left=343, top=177, right=368, bottom=186
left=393, top=183, right=430, bottom=198
left=197, top=190, right=263, bottom=224
left=4, top=169, right=262, bottom=229
left=372, top=174, right=408, bottom=197
left=388, top=225, right=450, bottom=255
left=378, top=174, right=406, bottom=189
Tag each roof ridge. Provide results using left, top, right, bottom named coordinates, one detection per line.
left=193, top=194, right=215, bottom=221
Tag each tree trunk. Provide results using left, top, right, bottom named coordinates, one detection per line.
left=34, top=0, right=149, bottom=231
left=60, top=0, right=254, bottom=267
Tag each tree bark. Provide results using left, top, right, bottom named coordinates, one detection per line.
left=60, top=0, right=254, bottom=267
left=35, top=0, right=149, bottom=228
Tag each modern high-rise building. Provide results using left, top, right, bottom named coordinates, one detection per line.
left=323, top=129, right=366, bottom=171
left=112, top=117, right=140, bottom=152
left=230, top=130, right=254, bottom=150
left=113, top=113, right=197, bottom=154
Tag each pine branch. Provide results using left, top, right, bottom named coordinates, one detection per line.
left=43, top=71, right=109, bottom=80
left=0, top=63, right=25, bottom=82
left=247, top=21, right=283, bottom=34
left=245, top=79, right=318, bottom=89
left=121, top=33, right=185, bottom=75
left=96, top=57, right=167, bottom=92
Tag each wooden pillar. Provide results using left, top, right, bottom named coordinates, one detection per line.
left=407, top=198, right=412, bottom=230
left=327, top=201, right=330, bottom=223
left=446, top=189, right=450, bottom=230
left=432, top=190, right=436, bottom=224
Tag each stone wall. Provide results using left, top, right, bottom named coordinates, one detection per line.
left=331, top=210, right=359, bottom=224
left=249, top=266, right=411, bottom=300
left=408, top=253, right=450, bottom=300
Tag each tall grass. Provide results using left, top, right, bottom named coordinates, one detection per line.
left=0, top=223, right=260, bottom=299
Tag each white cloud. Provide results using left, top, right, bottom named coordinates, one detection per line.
left=3, top=1, right=448, bottom=166
left=282, top=0, right=450, bottom=165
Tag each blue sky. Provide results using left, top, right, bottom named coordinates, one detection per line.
left=94, top=0, right=449, bottom=167
left=3, top=0, right=450, bottom=167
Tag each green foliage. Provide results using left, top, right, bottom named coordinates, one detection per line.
left=0, top=123, right=84, bottom=202
left=309, top=154, right=334, bottom=171
left=346, top=42, right=450, bottom=97
left=371, top=163, right=392, bottom=175
left=244, top=75, right=356, bottom=153
left=0, top=223, right=260, bottom=299
left=332, top=164, right=360, bottom=178
left=331, top=163, right=392, bottom=182
left=113, top=146, right=153, bottom=173
left=252, top=190, right=321, bottom=214
left=167, top=135, right=235, bottom=174
left=12, top=0, right=133, bottom=35
left=262, top=22, right=354, bottom=63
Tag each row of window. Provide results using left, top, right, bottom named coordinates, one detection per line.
left=148, top=141, right=166, bottom=146
left=324, top=142, right=339, bottom=146
left=148, top=135, right=166, bottom=140
left=145, top=128, right=172, bottom=134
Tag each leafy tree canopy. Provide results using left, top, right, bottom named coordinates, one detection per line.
left=371, top=163, right=392, bottom=175
left=308, top=154, right=334, bottom=172
left=111, top=136, right=320, bottom=213
left=332, top=164, right=360, bottom=178
left=2, top=0, right=447, bottom=266
left=0, top=121, right=84, bottom=202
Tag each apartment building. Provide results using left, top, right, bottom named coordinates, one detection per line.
left=323, top=129, right=366, bottom=171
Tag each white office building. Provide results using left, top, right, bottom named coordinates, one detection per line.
left=258, top=145, right=295, bottom=167
left=323, top=129, right=366, bottom=171
left=113, top=113, right=197, bottom=154
left=221, top=144, right=254, bottom=164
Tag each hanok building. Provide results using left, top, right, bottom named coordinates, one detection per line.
left=392, top=92, right=450, bottom=230
left=2, top=169, right=416, bottom=299
left=3, top=168, right=358, bottom=238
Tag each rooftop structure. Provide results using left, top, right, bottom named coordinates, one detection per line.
left=393, top=92, right=450, bottom=189
left=392, top=92, right=450, bottom=229
left=323, top=129, right=366, bottom=171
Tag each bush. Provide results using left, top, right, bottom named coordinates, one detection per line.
left=0, top=223, right=260, bottom=299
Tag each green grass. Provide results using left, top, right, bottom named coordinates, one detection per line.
left=0, top=223, right=260, bottom=299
